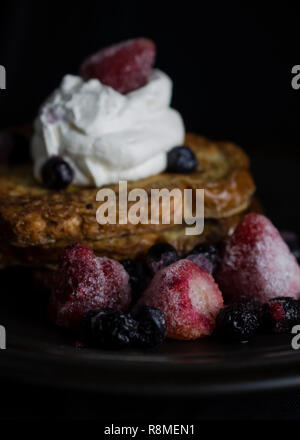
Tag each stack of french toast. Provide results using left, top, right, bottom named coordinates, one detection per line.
left=0, top=132, right=257, bottom=270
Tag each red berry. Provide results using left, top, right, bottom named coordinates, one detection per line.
left=49, top=243, right=131, bottom=329
left=80, top=38, right=156, bottom=94
left=216, top=213, right=300, bottom=303
left=139, top=259, right=223, bottom=340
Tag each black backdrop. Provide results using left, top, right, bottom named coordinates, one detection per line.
left=0, top=2, right=300, bottom=421
left=0, top=1, right=299, bottom=151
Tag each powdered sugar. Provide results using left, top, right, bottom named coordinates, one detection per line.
left=49, top=243, right=131, bottom=329
left=139, top=259, right=223, bottom=340
left=216, top=213, right=300, bottom=302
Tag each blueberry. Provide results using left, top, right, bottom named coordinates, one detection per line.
left=281, top=231, right=300, bottom=263
left=216, top=304, right=260, bottom=342
left=41, top=156, right=74, bottom=190
left=120, top=259, right=149, bottom=302
left=132, top=306, right=166, bottom=348
left=80, top=308, right=111, bottom=344
left=167, top=146, right=198, bottom=173
left=93, top=309, right=138, bottom=349
left=262, top=297, right=300, bottom=334
left=229, top=296, right=261, bottom=314
left=146, top=242, right=178, bottom=275
left=188, top=243, right=220, bottom=274
left=0, top=130, right=29, bottom=163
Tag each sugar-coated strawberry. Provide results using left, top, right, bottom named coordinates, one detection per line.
left=216, top=213, right=300, bottom=303
left=80, top=38, right=156, bottom=94
left=49, top=243, right=131, bottom=329
left=139, top=259, right=224, bottom=340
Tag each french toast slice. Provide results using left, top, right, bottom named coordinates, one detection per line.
left=0, top=133, right=256, bottom=266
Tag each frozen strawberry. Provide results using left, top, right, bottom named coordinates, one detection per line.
left=80, top=38, right=156, bottom=94
left=216, top=213, right=300, bottom=303
left=49, top=243, right=131, bottom=329
left=139, top=259, right=223, bottom=340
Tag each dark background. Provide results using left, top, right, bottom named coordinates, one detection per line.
left=0, top=1, right=299, bottom=150
left=0, top=1, right=299, bottom=228
left=0, top=1, right=300, bottom=422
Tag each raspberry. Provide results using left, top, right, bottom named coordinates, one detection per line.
left=146, top=242, right=178, bottom=276
left=49, top=243, right=131, bottom=329
left=216, top=304, right=260, bottom=342
left=139, top=259, right=224, bottom=340
left=216, top=213, right=300, bottom=303
left=131, top=306, right=166, bottom=348
left=80, top=38, right=156, bottom=94
left=262, top=297, right=300, bottom=334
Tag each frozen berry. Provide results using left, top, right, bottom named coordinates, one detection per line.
left=41, top=156, right=74, bottom=190
left=120, top=259, right=149, bottom=302
left=49, top=243, right=131, bottom=329
left=186, top=243, right=220, bottom=274
left=132, top=306, right=166, bottom=348
left=229, top=296, right=261, bottom=314
left=146, top=242, right=178, bottom=275
left=216, top=304, right=260, bottom=342
left=216, top=213, right=300, bottom=303
left=262, top=297, right=300, bottom=334
left=80, top=308, right=110, bottom=343
left=80, top=38, right=156, bottom=94
left=167, top=146, right=198, bottom=173
left=93, top=309, right=138, bottom=349
left=0, top=130, right=29, bottom=163
left=139, top=259, right=224, bottom=340
left=281, top=231, right=300, bottom=263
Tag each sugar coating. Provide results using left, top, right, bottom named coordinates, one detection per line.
left=139, top=259, right=223, bottom=340
left=49, top=243, right=131, bottom=329
left=80, top=38, right=156, bottom=94
left=216, top=213, right=300, bottom=302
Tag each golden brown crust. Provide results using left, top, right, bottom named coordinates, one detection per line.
left=0, top=197, right=263, bottom=268
left=0, top=133, right=255, bottom=252
left=0, top=215, right=242, bottom=267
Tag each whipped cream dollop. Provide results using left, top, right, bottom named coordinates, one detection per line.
left=31, top=70, right=185, bottom=186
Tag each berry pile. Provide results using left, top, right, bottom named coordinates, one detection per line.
left=81, top=306, right=166, bottom=349
left=262, top=297, right=300, bottom=334
left=48, top=214, right=300, bottom=347
left=215, top=296, right=300, bottom=342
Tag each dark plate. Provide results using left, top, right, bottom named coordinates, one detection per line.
left=0, top=150, right=299, bottom=397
